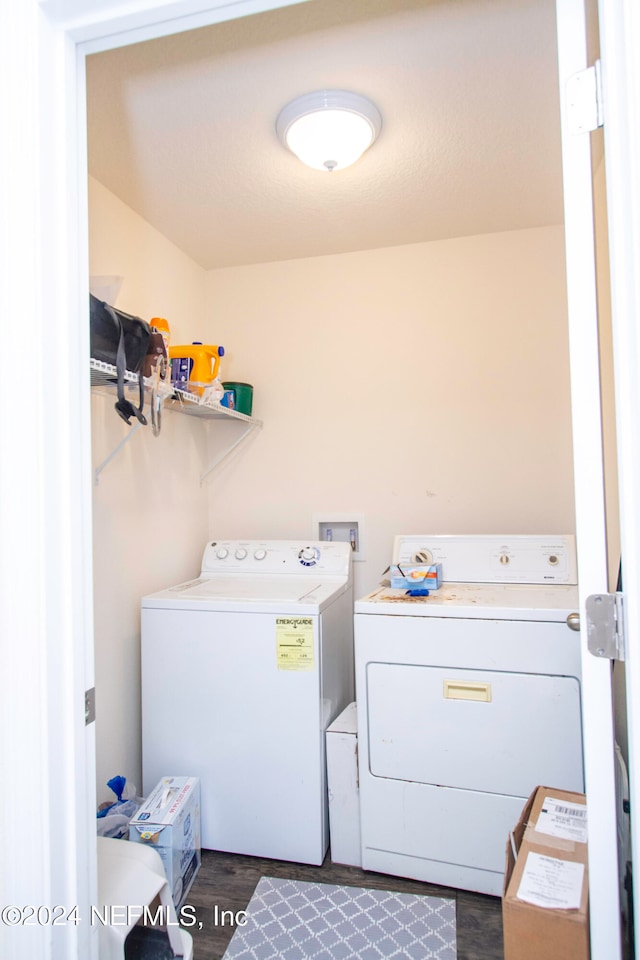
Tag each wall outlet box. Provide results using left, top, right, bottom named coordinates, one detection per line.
left=313, top=514, right=365, bottom=562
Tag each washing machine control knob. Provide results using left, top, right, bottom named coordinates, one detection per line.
left=254, top=549, right=267, bottom=560
left=299, top=546, right=320, bottom=566
left=235, top=548, right=248, bottom=560
left=499, top=553, right=510, bottom=565
left=216, top=547, right=229, bottom=559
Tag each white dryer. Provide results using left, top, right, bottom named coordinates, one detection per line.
left=354, top=534, right=583, bottom=897
left=141, top=540, right=353, bottom=866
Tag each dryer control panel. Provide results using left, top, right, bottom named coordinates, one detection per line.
left=201, top=539, right=352, bottom=578
left=392, top=535, right=577, bottom=584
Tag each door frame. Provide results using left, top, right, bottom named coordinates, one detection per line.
left=6, top=0, right=637, bottom=957
left=555, top=0, right=621, bottom=954
left=598, top=0, right=640, bottom=940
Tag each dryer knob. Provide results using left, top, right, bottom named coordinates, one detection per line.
left=299, top=546, right=319, bottom=565
left=414, top=550, right=433, bottom=564
left=216, top=547, right=229, bottom=559
left=499, top=554, right=510, bottom=565
left=235, top=548, right=248, bottom=560
left=254, top=549, right=267, bottom=560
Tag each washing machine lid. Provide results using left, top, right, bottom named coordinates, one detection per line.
left=354, top=582, right=579, bottom=621
left=142, top=574, right=349, bottom=613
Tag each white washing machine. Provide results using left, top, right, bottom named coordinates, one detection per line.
left=354, top=534, right=584, bottom=897
left=141, top=539, right=353, bottom=866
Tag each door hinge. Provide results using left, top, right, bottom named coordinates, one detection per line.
left=586, top=592, right=625, bottom=661
left=566, top=59, right=603, bottom=134
left=85, top=687, right=96, bottom=725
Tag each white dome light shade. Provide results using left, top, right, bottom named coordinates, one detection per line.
left=276, top=90, right=382, bottom=172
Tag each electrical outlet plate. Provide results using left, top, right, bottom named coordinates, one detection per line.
left=312, top=513, right=365, bottom=562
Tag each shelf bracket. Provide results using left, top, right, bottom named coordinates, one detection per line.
left=200, top=421, right=260, bottom=485
left=90, top=359, right=262, bottom=484
left=94, top=421, right=144, bottom=485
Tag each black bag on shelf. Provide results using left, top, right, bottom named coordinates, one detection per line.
left=90, top=294, right=152, bottom=425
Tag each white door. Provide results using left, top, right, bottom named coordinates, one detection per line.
left=556, top=0, right=632, bottom=957
left=597, top=0, right=640, bottom=950
left=367, top=662, right=583, bottom=793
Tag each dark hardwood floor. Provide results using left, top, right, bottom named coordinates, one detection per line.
left=183, top=849, right=504, bottom=960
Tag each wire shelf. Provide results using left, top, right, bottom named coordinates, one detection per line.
left=89, top=357, right=262, bottom=484
left=89, top=358, right=260, bottom=425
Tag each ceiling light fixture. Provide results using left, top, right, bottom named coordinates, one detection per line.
left=276, top=90, right=382, bottom=172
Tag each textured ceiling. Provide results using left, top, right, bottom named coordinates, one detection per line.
left=86, top=0, right=563, bottom=270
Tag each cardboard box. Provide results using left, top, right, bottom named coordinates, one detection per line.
left=129, top=776, right=201, bottom=908
left=389, top=562, right=442, bottom=590
left=503, top=786, right=589, bottom=960
left=326, top=702, right=361, bottom=867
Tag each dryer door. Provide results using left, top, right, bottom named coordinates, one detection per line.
left=367, top=662, right=584, bottom=796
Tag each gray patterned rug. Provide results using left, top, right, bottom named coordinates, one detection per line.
left=222, top=876, right=456, bottom=959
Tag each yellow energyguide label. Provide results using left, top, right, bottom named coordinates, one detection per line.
left=276, top=617, right=314, bottom=671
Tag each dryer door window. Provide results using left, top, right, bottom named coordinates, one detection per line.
left=366, top=662, right=583, bottom=797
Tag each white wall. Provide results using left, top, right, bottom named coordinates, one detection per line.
left=205, top=225, right=575, bottom=599
left=89, top=182, right=576, bottom=801
left=89, top=177, right=210, bottom=801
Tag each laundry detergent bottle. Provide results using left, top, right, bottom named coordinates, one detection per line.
left=169, top=342, right=225, bottom=396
